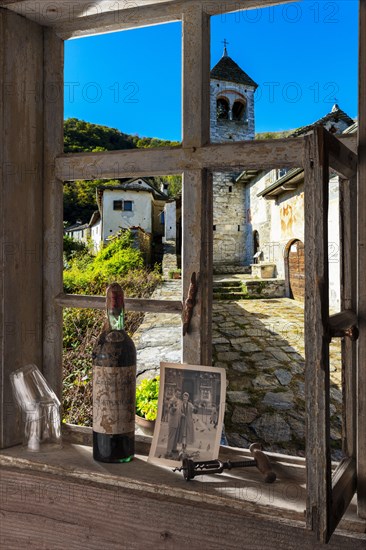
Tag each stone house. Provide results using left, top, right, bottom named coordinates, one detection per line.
left=95, top=178, right=167, bottom=244
left=66, top=177, right=168, bottom=259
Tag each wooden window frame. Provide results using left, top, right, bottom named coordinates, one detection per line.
left=0, top=0, right=365, bottom=544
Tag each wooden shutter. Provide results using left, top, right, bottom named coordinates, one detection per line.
left=304, top=126, right=358, bottom=543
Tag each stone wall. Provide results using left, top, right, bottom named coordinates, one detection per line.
left=213, top=172, right=246, bottom=266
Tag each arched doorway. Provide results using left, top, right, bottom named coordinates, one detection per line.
left=285, top=239, right=305, bottom=301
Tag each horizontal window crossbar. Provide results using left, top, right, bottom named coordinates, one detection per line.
left=56, top=293, right=182, bottom=314
left=56, top=138, right=307, bottom=181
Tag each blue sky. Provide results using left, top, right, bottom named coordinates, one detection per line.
left=64, top=1, right=358, bottom=140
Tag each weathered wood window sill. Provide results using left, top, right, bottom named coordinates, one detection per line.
left=1, top=427, right=365, bottom=549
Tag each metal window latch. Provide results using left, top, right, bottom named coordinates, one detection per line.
left=182, top=272, right=198, bottom=336
left=173, top=443, right=276, bottom=484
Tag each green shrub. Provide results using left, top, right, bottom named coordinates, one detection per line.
left=136, top=376, right=160, bottom=421
left=63, top=231, right=144, bottom=294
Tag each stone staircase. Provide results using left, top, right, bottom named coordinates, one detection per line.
left=213, top=280, right=246, bottom=300
left=213, top=278, right=286, bottom=300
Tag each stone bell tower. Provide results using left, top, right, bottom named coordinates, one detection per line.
left=211, top=45, right=258, bottom=270
left=210, top=44, right=257, bottom=144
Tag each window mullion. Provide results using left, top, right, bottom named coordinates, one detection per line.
left=43, top=29, right=64, bottom=401
left=181, top=5, right=211, bottom=365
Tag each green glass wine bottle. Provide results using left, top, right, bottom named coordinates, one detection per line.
left=92, top=283, right=136, bottom=463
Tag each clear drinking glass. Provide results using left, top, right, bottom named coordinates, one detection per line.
left=10, top=364, right=62, bottom=452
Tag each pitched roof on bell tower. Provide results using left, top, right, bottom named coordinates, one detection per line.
left=211, top=42, right=258, bottom=89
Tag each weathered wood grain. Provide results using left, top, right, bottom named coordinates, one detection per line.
left=182, top=3, right=210, bottom=147
left=181, top=5, right=212, bottom=365
left=182, top=170, right=213, bottom=364
left=0, top=10, right=44, bottom=449
left=357, top=0, right=366, bottom=520
left=0, top=0, right=294, bottom=39
left=339, top=177, right=357, bottom=457
left=43, top=29, right=64, bottom=401
left=55, top=293, right=183, bottom=314
left=304, top=127, right=332, bottom=543
left=331, top=458, right=357, bottom=534
left=324, top=130, right=358, bottom=179
left=55, top=138, right=306, bottom=181
left=0, top=444, right=365, bottom=550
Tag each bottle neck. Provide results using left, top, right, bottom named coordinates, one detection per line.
left=106, top=283, right=125, bottom=331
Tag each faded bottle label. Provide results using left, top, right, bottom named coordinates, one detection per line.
left=93, top=365, right=136, bottom=434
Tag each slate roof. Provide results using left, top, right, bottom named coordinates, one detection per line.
left=211, top=53, right=258, bottom=88
left=290, top=104, right=355, bottom=137
left=65, top=222, right=89, bottom=233
left=96, top=178, right=168, bottom=210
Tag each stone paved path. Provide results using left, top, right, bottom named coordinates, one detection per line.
left=134, top=279, right=182, bottom=379
left=133, top=283, right=343, bottom=457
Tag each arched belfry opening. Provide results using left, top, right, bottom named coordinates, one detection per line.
left=232, top=99, right=246, bottom=122
left=217, top=97, right=229, bottom=120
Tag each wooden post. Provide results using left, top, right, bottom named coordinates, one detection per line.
left=181, top=4, right=212, bottom=365
left=0, top=9, right=44, bottom=448
left=304, top=127, right=332, bottom=542
left=357, top=0, right=366, bottom=519
left=43, top=29, right=64, bottom=399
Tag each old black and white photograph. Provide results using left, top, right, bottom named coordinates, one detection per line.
left=149, top=362, right=226, bottom=467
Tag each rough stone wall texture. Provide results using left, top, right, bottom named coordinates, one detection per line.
left=213, top=172, right=246, bottom=266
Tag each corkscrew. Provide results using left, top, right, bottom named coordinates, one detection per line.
left=173, top=443, right=276, bottom=483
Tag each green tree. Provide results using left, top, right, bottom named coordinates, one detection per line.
left=64, top=118, right=136, bottom=153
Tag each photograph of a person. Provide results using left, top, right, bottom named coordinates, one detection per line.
left=149, top=362, right=226, bottom=467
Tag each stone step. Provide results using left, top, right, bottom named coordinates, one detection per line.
left=213, top=283, right=243, bottom=291
left=214, top=292, right=249, bottom=300
left=213, top=265, right=252, bottom=275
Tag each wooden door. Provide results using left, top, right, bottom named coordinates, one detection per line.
left=288, top=239, right=305, bottom=301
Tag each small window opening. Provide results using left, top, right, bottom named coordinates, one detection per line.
left=238, top=225, right=240, bottom=231
left=113, top=200, right=122, bottom=210
left=213, top=225, right=216, bottom=231
left=278, top=168, right=289, bottom=179
left=123, top=201, right=133, bottom=212
left=228, top=186, right=233, bottom=193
